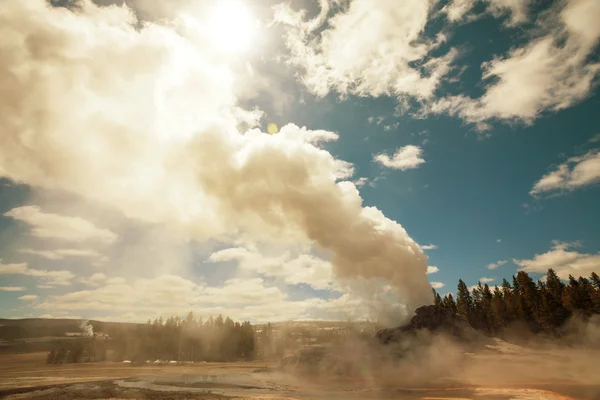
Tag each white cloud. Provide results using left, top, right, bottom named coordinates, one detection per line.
left=0, top=0, right=432, bottom=313
left=421, top=244, right=438, bottom=250
left=18, top=248, right=102, bottom=260
left=78, top=273, right=107, bottom=287
left=35, top=274, right=326, bottom=322
left=0, top=286, right=26, bottom=292
left=530, top=150, right=600, bottom=196
left=18, top=295, right=38, bottom=301
left=207, top=247, right=336, bottom=291
left=0, top=260, right=74, bottom=286
left=5, top=206, right=117, bottom=243
left=430, top=281, right=445, bottom=289
left=353, top=177, right=368, bottom=187
left=374, top=145, right=425, bottom=170
left=427, top=266, right=440, bottom=274
left=442, top=0, right=531, bottom=25
left=480, top=277, right=495, bottom=283
left=514, top=241, right=600, bottom=279
left=430, top=0, right=600, bottom=128
left=275, top=0, right=457, bottom=102
left=496, top=239, right=502, bottom=243
left=487, top=260, right=508, bottom=270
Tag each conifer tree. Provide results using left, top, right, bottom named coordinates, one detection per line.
left=457, top=279, right=474, bottom=324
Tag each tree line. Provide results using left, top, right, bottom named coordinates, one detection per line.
left=81, top=313, right=256, bottom=363
left=433, top=269, right=600, bottom=336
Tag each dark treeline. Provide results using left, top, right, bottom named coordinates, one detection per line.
left=433, top=269, right=600, bottom=336
left=117, top=312, right=257, bottom=362
left=48, top=313, right=258, bottom=364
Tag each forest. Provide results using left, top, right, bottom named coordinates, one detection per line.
left=433, top=269, right=600, bottom=336
left=47, top=314, right=260, bottom=364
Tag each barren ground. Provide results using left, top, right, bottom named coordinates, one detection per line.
left=1, top=344, right=599, bottom=400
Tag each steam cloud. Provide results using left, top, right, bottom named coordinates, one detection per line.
left=0, top=1, right=431, bottom=312
left=79, top=319, right=94, bottom=337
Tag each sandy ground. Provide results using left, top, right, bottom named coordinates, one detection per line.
left=1, top=346, right=599, bottom=400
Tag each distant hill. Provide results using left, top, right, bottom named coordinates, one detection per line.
left=0, top=318, right=140, bottom=341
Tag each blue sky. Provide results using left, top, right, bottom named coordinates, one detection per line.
left=0, top=0, right=599, bottom=323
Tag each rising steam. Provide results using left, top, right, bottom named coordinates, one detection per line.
left=0, top=0, right=431, bottom=312
left=79, top=320, right=94, bottom=337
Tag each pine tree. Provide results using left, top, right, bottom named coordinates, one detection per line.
left=457, top=280, right=474, bottom=324
left=442, top=294, right=457, bottom=314
left=490, top=286, right=506, bottom=331
left=481, top=284, right=493, bottom=332
left=590, top=272, right=600, bottom=290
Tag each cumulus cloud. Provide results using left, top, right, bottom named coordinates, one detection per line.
left=487, top=260, right=508, bottom=270
left=36, top=274, right=334, bottom=322
left=427, top=266, right=440, bottom=274
left=18, top=295, right=38, bottom=301
left=208, top=247, right=336, bottom=290
left=78, top=273, right=107, bottom=287
left=5, top=206, right=117, bottom=243
left=18, top=248, right=101, bottom=260
left=0, top=286, right=26, bottom=292
left=530, top=150, right=600, bottom=196
left=0, top=0, right=431, bottom=313
left=374, top=145, right=425, bottom=170
left=274, top=0, right=457, bottom=103
left=430, top=0, right=600, bottom=128
left=430, top=281, right=445, bottom=289
left=514, top=241, right=600, bottom=279
left=421, top=244, right=438, bottom=250
left=0, top=260, right=74, bottom=286
left=479, top=277, right=495, bottom=283
left=442, top=0, right=532, bottom=25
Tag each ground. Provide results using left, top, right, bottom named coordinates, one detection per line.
left=0, top=342, right=599, bottom=400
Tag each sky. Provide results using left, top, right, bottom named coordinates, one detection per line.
left=0, top=0, right=599, bottom=324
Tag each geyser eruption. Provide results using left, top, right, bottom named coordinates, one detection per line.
left=0, top=0, right=432, bottom=313
left=79, top=320, right=94, bottom=337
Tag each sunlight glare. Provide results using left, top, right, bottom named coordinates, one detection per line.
left=208, top=0, right=257, bottom=54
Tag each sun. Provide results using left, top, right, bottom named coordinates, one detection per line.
left=208, top=0, right=257, bottom=54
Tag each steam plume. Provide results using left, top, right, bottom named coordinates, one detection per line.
left=0, top=0, right=431, bottom=312
left=79, top=319, right=94, bottom=337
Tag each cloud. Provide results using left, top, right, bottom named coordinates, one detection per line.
left=480, top=277, right=495, bottom=283
left=530, top=150, right=600, bottom=196
left=430, top=281, right=445, bottom=289
left=374, top=145, right=425, bottom=170
left=429, top=0, right=600, bottom=128
left=5, top=206, right=117, bottom=243
left=421, top=244, right=438, bottom=250
left=0, top=260, right=74, bottom=286
left=35, top=273, right=337, bottom=322
left=78, top=273, right=107, bottom=287
left=207, top=247, right=336, bottom=290
left=353, top=177, right=368, bottom=187
left=18, top=295, right=38, bottom=301
left=427, top=266, right=440, bottom=274
left=274, top=0, right=457, bottom=103
left=487, top=260, right=508, bottom=270
left=442, top=0, right=531, bottom=25
left=0, top=286, right=26, bottom=292
left=496, top=239, right=502, bottom=243
left=0, top=0, right=432, bottom=313
left=18, top=248, right=101, bottom=260
left=514, top=241, right=600, bottom=279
